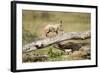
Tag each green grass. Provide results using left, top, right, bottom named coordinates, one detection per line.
left=22, top=39, right=90, bottom=62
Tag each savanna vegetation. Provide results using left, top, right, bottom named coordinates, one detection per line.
left=22, top=10, right=91, bottom=62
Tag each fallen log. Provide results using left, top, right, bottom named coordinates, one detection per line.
left=23, top=31, right=90, bottom=53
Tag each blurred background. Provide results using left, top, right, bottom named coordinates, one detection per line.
left=22, top=10, right=90, bottom=45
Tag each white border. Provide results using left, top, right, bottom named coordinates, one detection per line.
left=16, top=3, right=96, bottom=70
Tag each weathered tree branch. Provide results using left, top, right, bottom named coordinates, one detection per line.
left=23, top=31, right=90, bottom=53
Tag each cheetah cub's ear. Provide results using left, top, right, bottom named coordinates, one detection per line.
left=60, top=20, right=62, bottom=26
left=60, top=20, right=62, bottom=24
